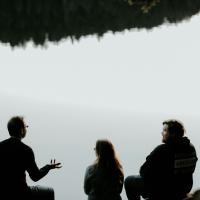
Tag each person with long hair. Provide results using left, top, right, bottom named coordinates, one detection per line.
left=84, top=139, right=124, bottom=200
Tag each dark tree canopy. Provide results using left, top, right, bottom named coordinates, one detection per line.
left=0, top=0, right=200, bottom=46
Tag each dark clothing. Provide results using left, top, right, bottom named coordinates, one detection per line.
left=84, top=164, right=124, bottom=200
left=0, top=137, right=51, bottom=199
left=125, top=175, right=146, bottom=200
left=139, top=137, right=198, bottom=200
left=30, top=185, right=54, bottom=200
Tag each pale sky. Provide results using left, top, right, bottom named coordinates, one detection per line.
left=0, top=14, right=200, bottom=116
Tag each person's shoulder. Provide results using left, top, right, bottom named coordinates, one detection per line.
left=0, top=138, right=12, bottom=143
left=0, top=139, right=7, bottom=148
left=153, top=143, right=168, bottom=152
left=186, top=138, right=196, bottom=149
left=148, top=143, right=170, bottom=157
left=0, top=138, right=8, bottom=145
left=86, top=164, right=95, bottom=172
left=84, top=165, right=96, bottom=179
left=179, top=137, right=196, bottom=151
left=0, top=138, right=15, bottom=146
left=188, top=141, right=196, bottom=151
left=20, top=141, right=34, bottom=153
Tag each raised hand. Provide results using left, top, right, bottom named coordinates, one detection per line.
left=48, top=159, right=62, bottom=170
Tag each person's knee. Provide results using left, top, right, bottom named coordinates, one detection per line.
left=43, top=187, right=54, bottom=199
left=125, top=176, right=130, bottom=188
left=125, top=176, right=134, bottom=191
left=44, top=187, right=54, bottom=200
left=125, top=175, right=146, bottom=194
left=125, top=176, right=143, bottom=200
left=30, top=186, right=54, bottom=200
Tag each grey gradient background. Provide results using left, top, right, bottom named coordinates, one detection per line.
left=0, top=14, right=200, bottom=200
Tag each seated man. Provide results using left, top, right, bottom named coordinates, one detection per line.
left=125, top=119, right=198, bottom=200
left=0, top=116, right=62, bottom=200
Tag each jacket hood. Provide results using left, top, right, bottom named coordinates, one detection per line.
left=167, top=136, right=191, bottom=147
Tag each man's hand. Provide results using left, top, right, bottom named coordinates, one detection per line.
left=48, top=159, right=62, bottom=170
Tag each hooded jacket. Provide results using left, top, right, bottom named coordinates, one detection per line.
left=140, top=137, right=198, bottom=199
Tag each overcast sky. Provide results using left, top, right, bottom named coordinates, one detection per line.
left=0, top=13, right=200, bottom=116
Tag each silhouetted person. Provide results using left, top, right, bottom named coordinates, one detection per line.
left=84, top=139, right=124, bottom=200
left=184, top=189, right=200, bottom=200
left=125, top=119, right=198, bottom=200
left=0, top=116, right=62, bottom=200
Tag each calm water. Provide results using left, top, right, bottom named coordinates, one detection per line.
left=0, top=95, right=199, bottom=200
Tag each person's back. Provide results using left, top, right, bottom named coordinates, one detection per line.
left=0, top=137, right=33, bottom=198
left=84, top=139, right=124, bottom=200
left=85, top=165, right=123, bottom=200
left=173, top=137, right=197, bottom=198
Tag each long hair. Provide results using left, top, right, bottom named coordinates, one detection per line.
left=94, top=139, right=123, bottom=177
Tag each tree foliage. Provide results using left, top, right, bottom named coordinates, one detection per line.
left=0, top=0, right=200, bottom=46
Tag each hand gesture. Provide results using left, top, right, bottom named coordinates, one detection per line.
left=48, top=159, right=62, bottom=170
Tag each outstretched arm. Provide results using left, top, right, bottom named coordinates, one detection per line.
left=26, top=148, right=61, bottom=182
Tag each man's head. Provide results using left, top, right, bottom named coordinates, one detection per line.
left=7, top=116, right=28, bottom=139
left=162, top=119, right=185, bottom=143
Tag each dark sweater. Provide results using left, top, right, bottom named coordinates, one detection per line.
left=0, top=137, right=50, bottom=197
left=140, top=137, right=198, bottom=199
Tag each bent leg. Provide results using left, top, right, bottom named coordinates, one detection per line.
left=125, top=175, right=145, bottom=200
left=29, top=185, right=54, bottom=200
